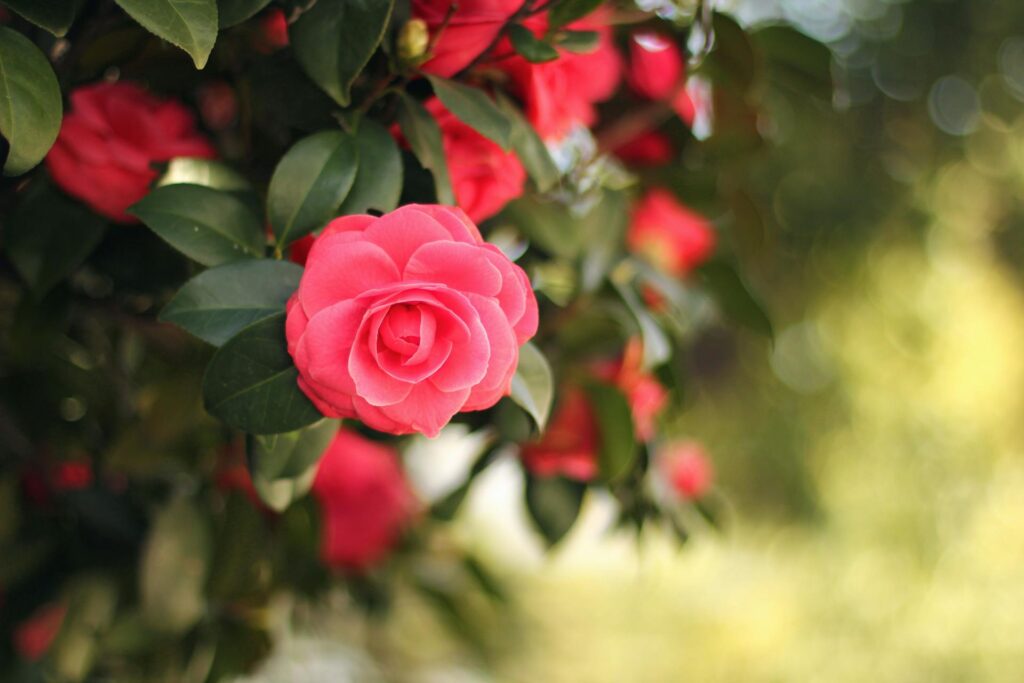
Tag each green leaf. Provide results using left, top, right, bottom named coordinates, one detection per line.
left=250, top=418, right=338, bottom=511
left=114, top=0, right=218, bottom=69
left=217, top=0, right=271, bottom=28
left=337, top=119, right=402, bottom=215
left=612, top=278, right=672, bottom=369
left=129, top=183, right=264, bottom=266
left=585, top=382, right=637, bottom=482
left=160, top=260, right=303, bottom=346
left=696, top=259, right=773, bottom=339
left=290, top=0, right=395, bottom=106
left=0, top=0, right=81, bottom=36
left=397, top=92, right=455, bottom=205
left=494, top=93, right=559, bottom=192
left=548, top=0, right=602, bottom=30
left=267, top=130, right=358, bottom=247
left=4, top=182, right=106, bottom=295
left=139, top=497, right=210, bottom=633
left=702, top=11, right=758, bottom=93
left=0, top=28, right=63, bottom=176
left=207, top=492, right=270, bottom=601
left=203, top=313, right=322, bottom=434
left=508, top=24, right=559, bottom=63
left=752, top=25, right=833, bottom=100
left=554, top=29, right=598, bottom=53
left=524, top=475, right=585, bottom=546
left=157, top=157, right=251, bottom=193
left=509, top=341, right=554, bottom=432
left=579, top=190, right=627, bottom=292
left=426, top=75, right=512, bottom=150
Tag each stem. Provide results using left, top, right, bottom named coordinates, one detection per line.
left=595, top=101, right=674, bottom=153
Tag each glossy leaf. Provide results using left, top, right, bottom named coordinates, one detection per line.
left=202, top=314, right=322, bottom=435
left=337, top=119, right=403, bottom=215
left=508, top=24, right=559, bottom=63
left=291, top=0, right=395, bottom=106
left=4, top=182, right=106, bottom=295
left=0, top=28, right=63, bottom=176
left=554, top=29, right=598, bottom=53
left=585, top=382, right=637, bottom=482
left=158, top=157, right=251, bottom=193
left=524, top=475, right=585, bottom=546
left=510, top=341, right=554, bottom=432
left=696, top=260, right=773, bottom=339
left=548, top=0, right=603, bottom=30
left=217, top=0, right=271, bottom=27
left=268, top=130, right=358, bottom=247
left=1, top=0, right=81, bottom=36
left=426, top=75, right=512, bottom=150
left=160, top=260, right=303, bottom=346
left=129, top=184, right=264, bottom=266
left=114, top=0, right=218, bottom=69
left=397, top=92, right=455, bottom=205
left=139, top=497, right=210, bottom=633
left=495, top=92, right=559, bottom=192
left=250, top=418, right=338, bottom=511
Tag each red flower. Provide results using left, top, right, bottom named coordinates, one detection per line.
left=46, top=82, right=215, bottom=222
left=520, top=386, right=599, bottom=481
left=312, top=428, right=416, bottom=572
left=414, top=0, right=523, bottom=77
left=423, top=97, right=526, bottom=222
left=660, top=442, right=713, bottom=500
left=612, top=130, right=674, bottom=166
left=593, top=338, right=668, bottom=442
left=627, top=32, right=683, bottom=101
left=51, top=460, right=92, bottom=491
left=627, top=189, right=715, bottom=276
left=197, top=81, right=238, bottom=130
left=500, top=14, right=622, bottom=140
left=256, top=8, right=290, bottom=52
left=14, top=602, right=67, bottom=661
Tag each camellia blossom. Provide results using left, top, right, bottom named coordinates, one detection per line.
left=593, top=338, right=668, bottom=441
left=500, top=14, right=622, bottom=140
left=627, top=32, right=684, bottom=101
left=612, top=130, right=675, bottom=166
left=46, top=82, right=215, bottom=222
left=312, top=428, right=416, bottom=572
left=286, top=205, right=538, bottom=437
left=414, top=0, right=523, bottom=77
left=660, top=442, right=714, bottom=500
left=627, top=189, right=716, bottom=276
left=422, top=97, right=526, bottom=221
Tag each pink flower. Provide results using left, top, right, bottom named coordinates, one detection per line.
left=628, top=189, right=715, bottom=276
left=415, top=0, right=523, bottom=77
left=46, top=82, right=215, bottom=222
left=500, top=15, right=622, bottom=140
left=312, top=428, right=416, bottom=572
left=661, top=442, right=713, bottom=500
left=520, top=386, right=599, bottom=481
left=286, top=205, right=538, bottom=437
left=15, top=602, right=67, bottom=661
left=627, top=32, right=683, bottom=101
left=423, top=97, right=526, bottom=222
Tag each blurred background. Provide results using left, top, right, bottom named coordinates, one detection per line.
left=239, top=0, right=1024, bottom=680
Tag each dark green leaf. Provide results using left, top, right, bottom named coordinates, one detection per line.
left=4, top=182, right=106, bottom=295
left=1, top=0, right=81, bottom=36
left=548, top=0, right=602, bottom=30
left=113, top=0, right=218, bottom=69
left=268, top=130, right=358, bottom=247
left=397, top=92, right=455, bottom=205
left=752, top=25, right=833, bottom=100
left=129, top=183, right=265, bottom=266
left=291, top=0, right=395, bottom=106
left=510, top=341, right=554, bottom=431
left=207, top=492, right=271, bottom=601
left=585, top=382, right=637, bottom=482
left=203, top=313, right=322, bottom=434
left=495, top=92, right=559, bottom=192
left=139, top=497, right=210, bottom=633
left=696, top=259, right=773, bottom=339
left=250, top=418, right=338, bottom=511
left=337, top=119, right=402, bottom=215
left=612, top=278, right=671, bottom=369
left=579, top=190, right=627, bottom=292
left=217, top=0, right=271, bottom=27
left=524, top=475, right=585, bottom=546
left=508, top=24, right=559, bottom=63
left=160, top=260, right=303, bottom=346
left=426, top=75, right=512, bottom=150
left=0, top=28, right=63, bottom=176
left=501, top=196, right=578, bottom=258
left=554, top=29, right=598, bottom=53
left=702, top=12, right=758, bottom=93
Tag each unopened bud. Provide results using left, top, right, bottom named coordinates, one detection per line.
left=398, top=19, right=430, bottom=63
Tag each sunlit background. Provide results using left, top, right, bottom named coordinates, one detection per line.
left=242, top=0, right=1024, bottom=680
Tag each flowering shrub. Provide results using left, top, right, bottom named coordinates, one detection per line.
left=0, top=0, right=827, bottom=678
